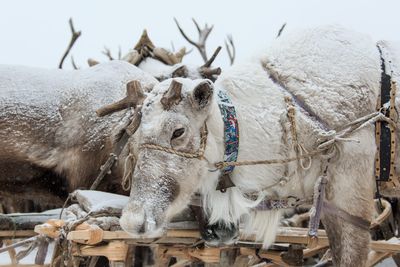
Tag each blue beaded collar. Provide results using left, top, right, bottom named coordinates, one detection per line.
left=215, top=90, right=239, bottom=192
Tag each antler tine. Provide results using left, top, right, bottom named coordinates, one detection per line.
left=201, top=67, right=222, bottom=78
left=161, top=80, right=183, bottom=110
left=174, top=18, right=197, bottom=47
left=225, top=35, right=235, bottom=65
left=96, top=80, right=146, bottom=117
left=193, top=18, right=213, bottom=47
left=134, top=29, right=155, bottom=51
left=191, top=18, right=202, bottom=34
left=174, top=47, right=186, bottom=63
left=202, top=46, right=222, bottom=68
left=199, top=46, right=222, bottom=81
left=174, top=18, right=213, bottom=63
left=59, top=18, right=81, bottom=69
left=276, top=23, right=287, bottom=38
left=102, top=47, right=114, bottom=60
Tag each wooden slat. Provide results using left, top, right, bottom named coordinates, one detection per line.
left=0, top=230, right=36, bottom=238
left=65, top=227, right=400, bottom=253
left=188, top=247, right=221, bottom=263
left=0, top=265, right=50, bottom=267
left=166, top=229, right=201, bottom=238
left=303, top=244, right=329, bottom=258
left=370, top=239, right=400, bottom=253
left=239, top=247, right=289, bottom=266
left=154, top=237, right=199, bottom=245
left=73, top=241, right=128, bottom=261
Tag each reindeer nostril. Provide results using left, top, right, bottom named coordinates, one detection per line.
left=137, top=222, right=145, bottom=234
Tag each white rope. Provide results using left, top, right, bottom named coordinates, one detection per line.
left=121, top=153, right=135, bottom=191
left=298, top=143, right=312, bottom=170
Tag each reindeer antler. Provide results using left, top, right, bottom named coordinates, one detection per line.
left=96, top=80, right=146, bottom=117
left=161, top=80, right=183, bottom=110
left=102, top=47, right=115, bottom=60
left=59, top=18, right=81, bottom=69
left=276, top=23, right=287, bottom=38
left=174, top=18, right=213, bottom=63
left=199, top=46, right=222, bottom=80
left=225, top=35, right=235, bottom=65
left=153, top=47, right=186, bottom=65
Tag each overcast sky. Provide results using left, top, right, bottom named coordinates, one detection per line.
left=1, top=0, right=399, bottom=70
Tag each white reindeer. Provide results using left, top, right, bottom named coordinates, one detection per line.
left=117, top=25, right=400, bottom=266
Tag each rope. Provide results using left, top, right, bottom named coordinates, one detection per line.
left=140, top=123, right=208, bottom=160
left=298, top=144, right=312, bottom=170
left=59, top=194, right=72, bottom=220
left=215, top=110, right=397, bottom=170
left=308, top=163, right=328, bottom=247
left=285, top=96, right=313, bottom=171
left=215, top=149, right=323, bottom=169
left=135, top=99, right=396, bottom=179
left=121, top=153, right=135, bottom=191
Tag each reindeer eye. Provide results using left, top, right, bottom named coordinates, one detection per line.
left=172, top=128, right=185, bottom=139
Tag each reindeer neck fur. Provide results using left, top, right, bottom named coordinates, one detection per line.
left=200, top=60, right=324, bottom=246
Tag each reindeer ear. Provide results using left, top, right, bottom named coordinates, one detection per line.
left=191, top=80, right=214, bottom=110
left=172, top=65, right=188, bottom=78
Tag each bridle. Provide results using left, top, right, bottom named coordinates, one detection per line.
left=139, top=123, right=209, bottom=160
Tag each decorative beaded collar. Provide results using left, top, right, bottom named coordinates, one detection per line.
left=215, top=90, right=239, bottom=192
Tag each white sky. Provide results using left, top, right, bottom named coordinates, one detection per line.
left=1, top=0, right=400, bottom=69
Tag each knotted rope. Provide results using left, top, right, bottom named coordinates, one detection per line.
left=140, top=124, right=208, bottom=160
left=215, top=110, right=396, bottom=170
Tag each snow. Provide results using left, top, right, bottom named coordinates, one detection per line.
left=71, top=189, right=129, bottom=213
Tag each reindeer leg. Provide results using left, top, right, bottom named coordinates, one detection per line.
left=320, top=129, right=375, bottom=267
left=322, top=211, right=370, bottom=266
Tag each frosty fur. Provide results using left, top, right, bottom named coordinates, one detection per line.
left=121, top=25, right=400, bottom=266
left=0, top=61, right=157, bottom=192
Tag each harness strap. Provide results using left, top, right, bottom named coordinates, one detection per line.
left=322, top=201, right=371, bottom=231
left=375, top=43, right=397, bottom=185
left=90, top=108, right=142, bottom=190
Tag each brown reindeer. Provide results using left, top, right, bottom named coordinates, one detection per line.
left=0, top=61, right=157, bottom=212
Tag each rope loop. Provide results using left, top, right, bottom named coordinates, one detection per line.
left=121, top=153, right=136, bottom=191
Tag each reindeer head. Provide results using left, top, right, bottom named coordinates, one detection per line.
left=100, top=78, right=214, bottom=237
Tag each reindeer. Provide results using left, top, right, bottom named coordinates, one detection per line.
left=0, top=61, right=159, bottom=211
left=0, top=21, right=226, bottom=213
left=113, top=25, right=400, bottom=266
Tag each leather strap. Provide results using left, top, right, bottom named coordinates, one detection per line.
left=322, top=201, right=370, bottom=230
left=90, top=109, right=142, bottom=190
left=375, top=43, right=397, bottom=183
